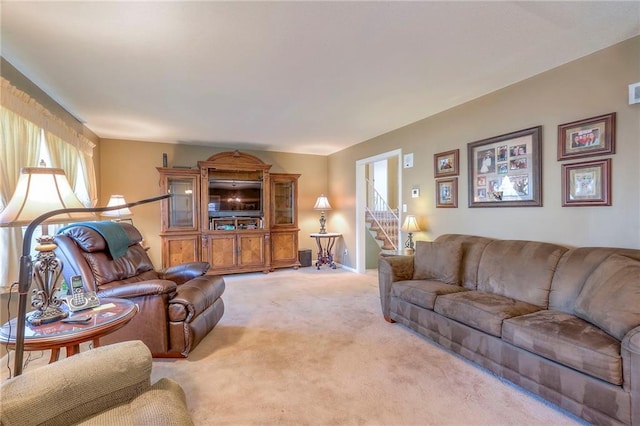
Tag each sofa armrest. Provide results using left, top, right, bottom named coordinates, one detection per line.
left=0, top=341, right=152, bottom=426
left=160, top=262, right=210, bottom=284
left=622, top=325, right=640, bottom=415
left=378, top=255, right=414, bottom=322
left=97, top=279, right=177, bottom=299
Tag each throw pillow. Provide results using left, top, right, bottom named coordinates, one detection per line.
left=574, top=254, right=640, bottom=341
left=413, top=240, right=463, bottom=285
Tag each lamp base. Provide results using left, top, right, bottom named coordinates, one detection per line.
left=26, top=306, right=68, bottom=326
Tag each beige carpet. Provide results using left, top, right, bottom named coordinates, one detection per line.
left=2, top=267, right=584, bottom=425
left=152, top=267, right=583, bottom=425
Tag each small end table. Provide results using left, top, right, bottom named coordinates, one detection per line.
left=0, top=298, right=137, bottom=363
left=310, top=232, right=341, bottom=269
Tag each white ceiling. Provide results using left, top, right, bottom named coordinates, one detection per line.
left=1, top=1, right=639, bottom=155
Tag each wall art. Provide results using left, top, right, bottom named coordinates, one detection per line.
left=434, top=149, right=459, bottom=178
left=561, top=158, right=611, bottom=207
left=436, top=178, right=457, bottom=208
left=467, top=126, right=542, bottom=207
left=557, top=112, right=615, bottom=161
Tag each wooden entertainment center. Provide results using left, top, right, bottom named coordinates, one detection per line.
left=157, top=150, right=300, bottom=274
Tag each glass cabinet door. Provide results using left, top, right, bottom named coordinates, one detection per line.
left=273, top=181, right=294, bottom=225
left=165, top=175, right=198, bottom=231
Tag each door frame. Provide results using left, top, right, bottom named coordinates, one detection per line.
left=355, top=149, right=403, bottom=273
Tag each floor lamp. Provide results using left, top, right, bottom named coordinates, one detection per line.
left=0, top=167, right=170, bottom=376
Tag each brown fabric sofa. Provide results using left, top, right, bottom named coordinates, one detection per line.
left=1, top=340, right=193, bottom=425
left=378, top=234, right=640, bottom=425
left=54, top=222, right=225, bottom=358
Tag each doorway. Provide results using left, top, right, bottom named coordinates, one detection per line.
left=355, top=149, right=402, bottom=273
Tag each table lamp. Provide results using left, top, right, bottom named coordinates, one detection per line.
left=101, top=195, right=133, bottom=222
left=401, top=215, right=421, bottom=253
left=0, top=167, right=96, bottom=326
left=313, top=194, right=332, bottom=234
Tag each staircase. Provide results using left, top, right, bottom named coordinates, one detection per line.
left=365, top=179, right=399, bottom=254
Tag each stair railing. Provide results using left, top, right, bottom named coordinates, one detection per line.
left=365, top=178, right=399, bottom=251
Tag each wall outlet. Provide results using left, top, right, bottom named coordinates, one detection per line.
left=411, top=188, right=420, bottom=198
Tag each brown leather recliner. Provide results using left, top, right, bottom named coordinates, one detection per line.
left=54, top=222, right=225, bottom=358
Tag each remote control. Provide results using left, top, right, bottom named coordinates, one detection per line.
left=61, top=315, right=92, bottom=324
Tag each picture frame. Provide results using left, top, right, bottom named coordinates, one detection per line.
left=557, top=112, right=616, bottom=161
left=434, top=149, right=459, bottom=178
left=561, top=158, right=611, bottom=207
left=436, top=178, right=457, bottom=208
left=467, top=126, right=542, bottom=208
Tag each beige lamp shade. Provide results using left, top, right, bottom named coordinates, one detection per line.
left=313, top=195, right=332, bottom=211
left=0, top=167, right=93, bottom=226
left=401, top=215, right=421, bottom=232
left=101, top=195, right=133, bottom=218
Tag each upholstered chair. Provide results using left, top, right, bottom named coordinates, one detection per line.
left=1, top=340, right=194, bottom=425
left=54, top=222, right=225, bottom=357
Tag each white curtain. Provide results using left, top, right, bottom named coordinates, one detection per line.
left=0, top=77, right=97, bottom=288
left=0, top=107, right=42, bottom=287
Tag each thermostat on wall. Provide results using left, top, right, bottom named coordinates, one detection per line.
left=629, top=82, right=640, bottom=105
left=404, top=153, right=414, bottom=168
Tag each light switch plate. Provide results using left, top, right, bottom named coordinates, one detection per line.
left=411, top=188, right=420, bottom=198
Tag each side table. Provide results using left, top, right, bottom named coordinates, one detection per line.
left=0, top=298, right=138, bottom=363
left=310, top=232, right=342, bottom=269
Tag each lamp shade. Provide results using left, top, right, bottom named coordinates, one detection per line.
left=313, top=194, right=332, bottom=210
left=401, top=215, right=421, bottom=233
left=0, top=167, right=93, bottom=226
left=101, top=195, right=133, bottom=218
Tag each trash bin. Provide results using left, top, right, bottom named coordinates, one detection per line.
left=298, top=249, right=312, bottom=267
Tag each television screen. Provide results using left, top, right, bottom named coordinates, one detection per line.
left=208, top=180, right=262, bottom=217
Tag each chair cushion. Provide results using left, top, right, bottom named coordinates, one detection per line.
left=391, top=280, right=468, bottom=310
left=574, top=254, right=640, bottom=340
left=413, top=241, right=463, bottom=285
left=434, top=291, right=541, bottom=337
left=503, top=310, right=622, bottom=385
left=168, top=276, right=226, bottom=322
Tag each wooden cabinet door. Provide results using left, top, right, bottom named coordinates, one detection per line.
left=271, top=230, right=299, bottom=268
left=207, top=234, right=237, bottom=269
left=161, top=233, right=200, bottom=269
left=238, top=233, right=265, bottom=267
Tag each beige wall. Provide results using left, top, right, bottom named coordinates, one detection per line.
left=2, top=36, right=639, bottom=275
left=329, top=36, right=640, bottom=269
left=99, top=140, right=328, bottom=267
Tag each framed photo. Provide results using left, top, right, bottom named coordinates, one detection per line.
left=434, top=149, right=459, bottom=178
left=436, top=178, right=457, bottom=208
left=557, top=112, right=615, bottom=161
left=467, top=126, right=542, bottom=208
left=562, top=158, right=611, bottom=207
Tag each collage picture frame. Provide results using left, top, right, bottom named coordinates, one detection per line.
left=467, top=126, right=542, bottom=208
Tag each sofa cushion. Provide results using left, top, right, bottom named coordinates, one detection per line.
left=391, top=280, right=469, bottom=310
left=477, top=240, right=568, bottom=308
left=434, top=234, right=494, bottom=290
left=434, top=291, right=541, bottom=337
left=574, top=254, right=640, bottom=340
left=503, top=310, right=622, bottom=385
left=413, top=241, right=463, bottom=285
